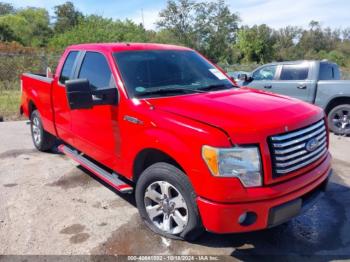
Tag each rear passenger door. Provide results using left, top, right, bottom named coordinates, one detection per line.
left=272, top=62, right=316, bottom=103
left=52, top=50, right=79, bottom=145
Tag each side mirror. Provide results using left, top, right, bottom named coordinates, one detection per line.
left=66, top=79, right=93, bottom=110
left=239, top=74, right=253, bottom=82
left=92, top=87, right=118, bottom=106
left=239, top=74, right=248, bottom=81
left=66, top=79, right=119, bottom=110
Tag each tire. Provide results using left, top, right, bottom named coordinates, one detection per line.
left=327, top=104, right=350, bottom=135
left=30, top=110, right=56, bottom=151
left=135, top=162, right=204, bottom=241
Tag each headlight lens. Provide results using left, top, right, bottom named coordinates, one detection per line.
left=202, top=145, right=262, bottom=187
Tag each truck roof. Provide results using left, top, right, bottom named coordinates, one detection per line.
left=262, top=60, right=337, bottom=67
left=67, top=42, right=192, bottom=52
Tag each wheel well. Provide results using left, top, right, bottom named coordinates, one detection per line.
left=133, top=148, right=185, bottom=183
left=28, top=100, right=37, bottom=117
left=325, top=97, right=350, bottom=115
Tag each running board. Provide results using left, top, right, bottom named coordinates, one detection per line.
left=58, top=145, right=133, bottom=193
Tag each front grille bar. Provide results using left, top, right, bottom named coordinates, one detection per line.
left=275, top=144, right=327, bottom=167
left=272, top=127, right=326, bottom=148
left=276, top=148, right=327, bottom=174
left=275, top=137, right=327, bottom=160
left=274, top=134, right=326, bottom=155
left=269, top=119, right=328, bottom=177
left=271, top=120, right=324, bottom=141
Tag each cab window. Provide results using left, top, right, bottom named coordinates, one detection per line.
left=59, top=51, right=78, bottom=84
left=319, top=62, right=340, bottom=80
left=78, top=52, right=115, bottom=90
left=280, top=64, right=309, bottom=80
left=252, top=65, right=277, bottom=80
left=319, top=63, right=333, bottom=80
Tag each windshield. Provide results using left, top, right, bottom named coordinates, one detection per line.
left=113, top=50, right=235, bottom=98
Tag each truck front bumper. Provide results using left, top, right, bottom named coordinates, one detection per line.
left=197, top=160, right=332, bottom=234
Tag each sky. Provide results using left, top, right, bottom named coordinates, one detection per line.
left=4, top=0, right=350, bottom=30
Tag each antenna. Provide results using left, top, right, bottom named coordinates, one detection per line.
left=141, top=8, right=145, bottom=27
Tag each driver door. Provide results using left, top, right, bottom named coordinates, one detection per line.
left=70, top=51, right=121, bottom=168
left=243, top=64, right=278, bottom=91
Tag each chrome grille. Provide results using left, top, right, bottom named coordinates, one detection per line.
left=269, top=120, right=327, bottom=177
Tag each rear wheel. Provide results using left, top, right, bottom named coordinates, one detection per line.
left=328, top=104, right=350, bottom=135
left=135, top=162, right=204, bottom=240
left=30, top=110, right=56, bottom=151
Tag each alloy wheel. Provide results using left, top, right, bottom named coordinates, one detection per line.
left=331, top=108, right=350, bottom=134
left=32, top=116, right=41, bottom=145
left=144, top=181, right=188, bottom=235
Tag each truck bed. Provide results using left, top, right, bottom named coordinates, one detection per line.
left=315, top=80, right=350, bottom=108
left=21, top=73, right=56, bottom=135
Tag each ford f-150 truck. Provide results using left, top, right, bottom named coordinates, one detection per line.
left=20, top=43, right=332, bottom=240
left=239, top=60, right=350, bottom=135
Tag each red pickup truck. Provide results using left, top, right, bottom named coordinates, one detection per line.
left=20, top=43, right=332, bottom=240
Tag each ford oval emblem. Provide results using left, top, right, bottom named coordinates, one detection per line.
left=305, top=138, right=319, bottom=152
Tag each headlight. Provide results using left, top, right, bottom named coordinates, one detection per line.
left=202, top=145, right=262, bottom=187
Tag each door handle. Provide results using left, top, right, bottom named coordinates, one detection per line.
left=297, top=85, right=307, bottom=89
left=264, top=85, right=272, bottom=89
left=123, top=115, right=143, bottom=125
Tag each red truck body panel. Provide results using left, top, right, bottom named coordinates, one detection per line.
left=197, top=154, right=331, bottom=233
left=20, top=43, right=332, bottom=234
left=21, top=74, right=55, bottom=134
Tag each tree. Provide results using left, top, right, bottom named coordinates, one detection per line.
left=54, top=1, right=82, bottom=34
left=148, top=29, right=184, bottom=45
left=0, top=7, right=52, bottom=46
left=326, top=50, right=346, bottom=66
left=157, top=0, right=197, bottom=47
left=0, top=14, right=28, bottom=44
left=299, top=21, right=328, bottom=53
left=157, top=0, right=240, bottom=63
left=49, top=15, right=148, bottom=50
left=342, top=28, right=350, bottom=40
left=273, top=26, right=302, bottom=60
left=0, top=23, right=17, bottom=42
left=236, top=24, right=276, bottom=63
left=195, top=0, right=239, bottom=63
left=17, top=8, right=52, bottom=47
left=0, top=2, right=15, bottom=16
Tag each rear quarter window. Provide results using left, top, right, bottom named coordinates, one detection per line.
left=59, top=51, right=78, bottom=84
left=280, top=64, right=309, bottom=80
left=319, top=63, right=333, bottom=80
left=319, top=62, right=341, bottom=80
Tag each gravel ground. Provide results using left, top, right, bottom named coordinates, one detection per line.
left=0, top=121, right=349, bottom=260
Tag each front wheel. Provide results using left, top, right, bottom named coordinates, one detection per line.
left=328, top=104, right=350, bottom=135
left=135, top=163, right=204, bottom=240
left=30, top=110, right=56, bottom=151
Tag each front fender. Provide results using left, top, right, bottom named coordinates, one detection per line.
left=136, top=127, right=201, bottom=174
left=118, top=106, right=232, bottom=198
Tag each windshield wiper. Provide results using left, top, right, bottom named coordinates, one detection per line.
left=197, top=84, right=234, bottom=91
left=136, top=86, right=206, bottom=97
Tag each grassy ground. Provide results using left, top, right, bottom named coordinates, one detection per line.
left=0, top=81, right=24, bottom=121
left=0, top=90, right=23, bottom=121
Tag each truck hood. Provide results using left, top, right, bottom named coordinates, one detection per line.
left=146, top=88, right=323, bottom=143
